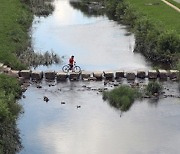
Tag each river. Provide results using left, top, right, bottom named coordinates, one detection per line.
left=31, top=0, right=151, bottom=71
left=18, top=0, right=180, bottom=154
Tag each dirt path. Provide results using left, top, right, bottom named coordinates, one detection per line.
left=161, top=0, right=180, bottom=12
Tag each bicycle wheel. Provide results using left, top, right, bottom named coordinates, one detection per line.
left=74, top=66, right=81, bottom=73
left=62, top=65, right=70, bottom=73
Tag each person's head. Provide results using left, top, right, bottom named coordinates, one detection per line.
left=71, top=55, right=74, bottom=59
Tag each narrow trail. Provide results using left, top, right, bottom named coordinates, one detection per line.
left=161, top=0, right=180, bottom=12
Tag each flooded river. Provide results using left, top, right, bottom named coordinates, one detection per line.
left=18, top=0, right=180, bottom=154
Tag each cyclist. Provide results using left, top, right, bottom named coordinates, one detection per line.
left=69, top=55, right=75, bottom=70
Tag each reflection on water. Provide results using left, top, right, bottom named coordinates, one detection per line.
left=32, top=0, right=151, bottom=71
left=18, top=81, right=180, bottom=154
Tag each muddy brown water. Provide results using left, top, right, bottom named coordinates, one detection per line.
left=18, top=0, right=180, bottom=154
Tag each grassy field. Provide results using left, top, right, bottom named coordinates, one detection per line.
left=0, top=0, right=32, bottom=69
left=126, top=0, right=180, bottom=34
left=0, top=0, right=32, bottom=152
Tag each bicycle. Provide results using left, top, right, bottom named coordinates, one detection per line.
left=62, top=62, right=81, bottom=73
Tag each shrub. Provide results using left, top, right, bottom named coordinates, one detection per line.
left=156, top=31, right=180, bottom=63
left=0, top=74, right=21, bottom=98
left=0, top=99, right=10, bottom=122
left=104, top=0, right=119, bottom=19
left=0, top=74, right=22, bottom=153
left=103, top=85, right=140, bottom=111
left=116, top=1, right=127, bottom=20
left=146, top=81, right=162, bottom=96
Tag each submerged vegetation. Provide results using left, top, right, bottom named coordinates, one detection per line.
left=103, top=82, right=165, bottom=112
left=103, top=85, right=141, bottom=111
left=0, top=74, right=22, bottom=153
left=19, top=49, right=61, bottom=68
left=145, top=81, right=163, bottom=96
left=73, top=0, right=180, bottom=68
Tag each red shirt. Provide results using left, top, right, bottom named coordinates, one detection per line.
left=69, top=58, right=74, bottom=65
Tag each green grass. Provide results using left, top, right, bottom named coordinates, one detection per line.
left=126, top=0, right=180, bottom=34
left=166, top=0, right=180, bottom=8
left=103, top=85, right=140, bottom=111
left=0, top=0, right=33, bottom=69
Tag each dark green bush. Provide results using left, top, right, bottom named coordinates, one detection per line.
left=0, top=74, right=22, bottom=153
left=103, top=85, right=140, bottom=111
left=116, top=1, right=127, bottom=20
left=0, top=74, right=21, bottom=98
left=104, top=0, right=119, bottom=19
left=146, top=81, right=162, bottom=96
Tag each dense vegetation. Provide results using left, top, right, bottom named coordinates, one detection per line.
left=103, top=85, right=140, bottom=111
left=0, top=74, right=22, bottom=153
left=0, top=0, right=32, bottom=69
left=0, top=0, right=56, bottom=70
left=79, top=0, right=180, bottom=68
left=103, top=81, right=165, bottom=112
left=0, top=0, right=55, bottom=153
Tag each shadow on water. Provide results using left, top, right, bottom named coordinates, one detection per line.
left=147, top=98, right=159, bottom=107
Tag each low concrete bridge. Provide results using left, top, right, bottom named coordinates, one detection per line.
left=0, top=63, right=179, bottom=82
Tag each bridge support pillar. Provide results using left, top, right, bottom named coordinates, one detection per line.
left=57, top=72, right=68, bottom=81
left=158, top=70, right=168, bottom=79
left=93, top=72, right=103, bottom=80
left=115, top=71, right=124, bottom=78
left=31, top=71, right=43, bottom=81
left=45, top=71, right=56, bottom=80
left=20, top=70, right=31, bottom=79
left=169, top=70, right=179, bottom=79
left=126, top=72, right=136, bottom=80
left=69, top=72, right=80, bottom=81
left=148, top=70, right=158, bottom=79
left=137, top=71, right=146, bottom=79
left=81, top=71, right=91, bottom=80
left=104, top=71, right=114, bottom=80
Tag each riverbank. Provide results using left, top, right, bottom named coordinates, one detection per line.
left=0, top=0, right=60, bottom=70
left=0, top=74, right=22, bottom=153
left=0, top=0, right=56, bottom=153
left=0, top=0, right=32, bottom=152
left=78, top=0, right=180, bottom=68
left=0, top=0, right=33, bottom=69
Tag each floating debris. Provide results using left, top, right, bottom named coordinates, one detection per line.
left=43, top=96, right=49, bottom=102
left=77, top=105, right=81, bottom=109
left=37, top=85, right=42, bottom=88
